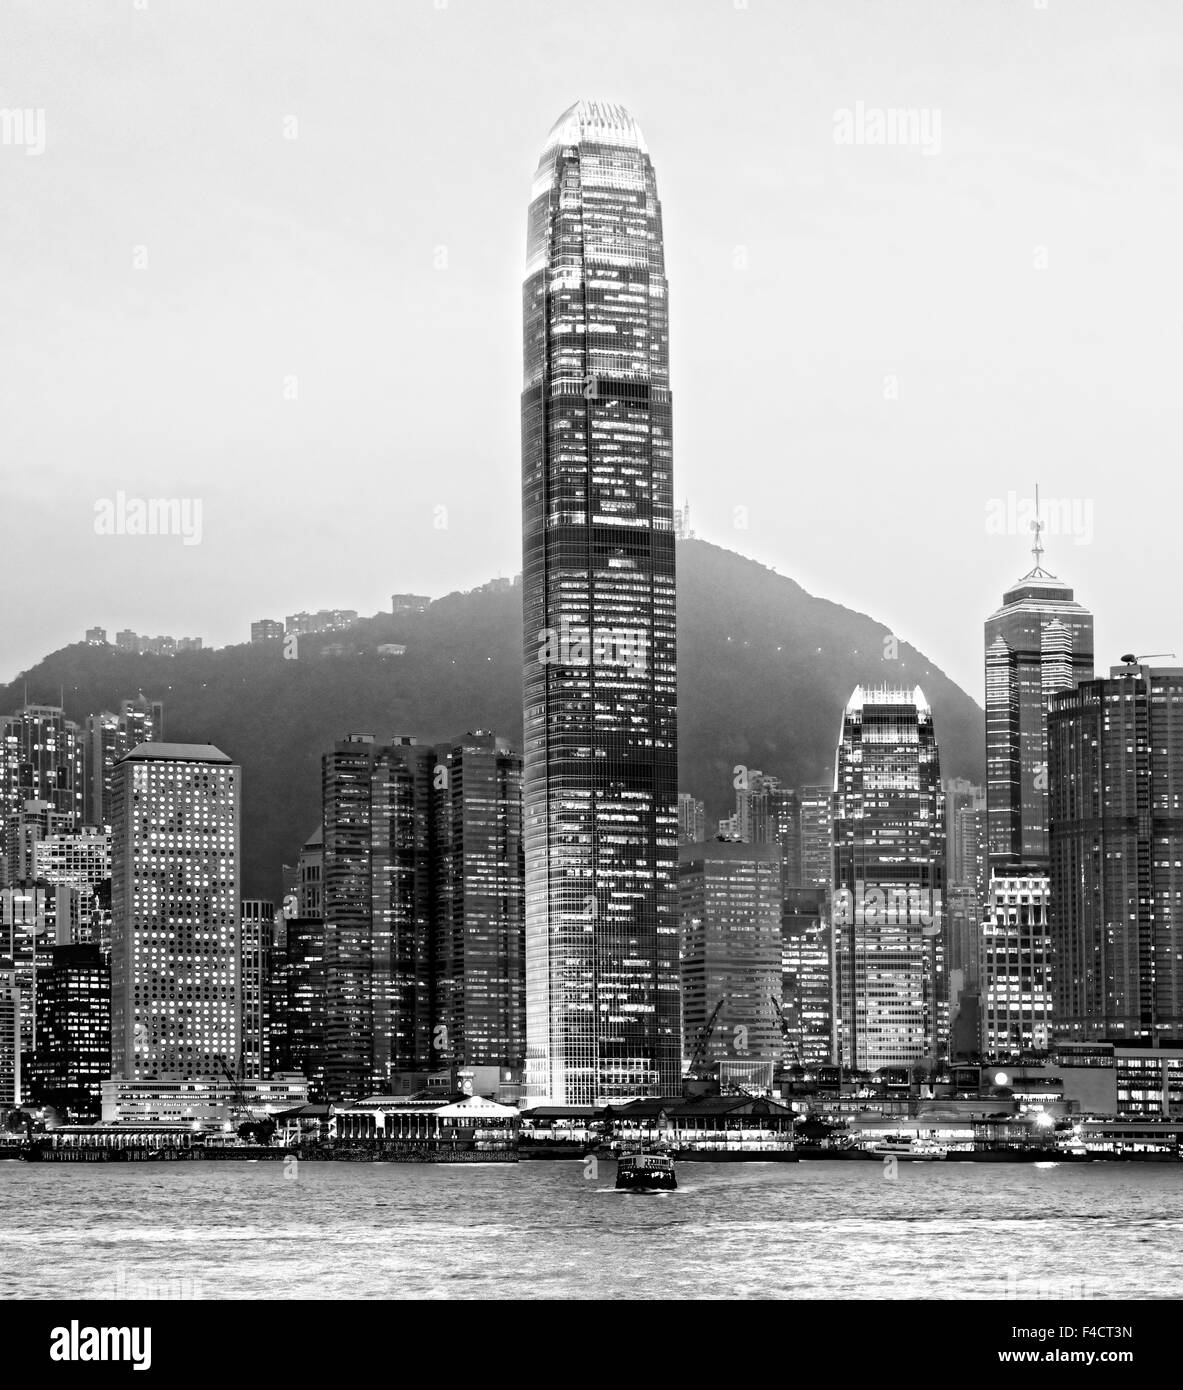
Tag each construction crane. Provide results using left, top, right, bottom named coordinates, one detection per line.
left=215, top=1052, right=254, bottom=1129
left=683, top=1000, right=724, bottom=1082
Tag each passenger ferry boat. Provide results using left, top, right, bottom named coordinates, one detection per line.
left=615, top=1152, right=677, bottom=1192
left=863, top=1136, right=947, bottom=1161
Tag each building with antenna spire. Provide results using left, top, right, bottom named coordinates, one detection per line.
left=980, top=488, right=1093, bottom=1058
left=984, top=486, right=1093, bottom=868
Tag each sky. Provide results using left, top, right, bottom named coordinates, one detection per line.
left=2, top=0, right=1180, bottom=699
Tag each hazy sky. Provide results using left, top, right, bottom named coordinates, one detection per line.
left=3, top=0, right=1180, bottom=698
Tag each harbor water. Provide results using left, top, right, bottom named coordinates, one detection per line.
left=2, top=1158, right=1180, bottom=1300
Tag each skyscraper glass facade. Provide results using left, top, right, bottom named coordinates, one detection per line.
left=110, top=744, right=240, bottom=1080
left=832, top=686, right=945, bottom=1071
left=522, top=101, right=679, bottom=1104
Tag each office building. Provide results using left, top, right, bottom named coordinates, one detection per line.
left=985, top=527, right=1092, bottom=869
left=680, top=841, right=783, bottom=1089
left=521, top=101, right=679, bottom=1105
left=433, top=732, right=524, bottom=1070
left=320, top=732, right=525, bottom=1101
left=832, top=686, right=946, bottom=1072
left=781, top=887, right=834, bottom=1068
left=240, top=899, right=275, bottom=1080
left=981, top=872, right=1053, bottom=1056
left=798, top=784, right=834, bottom=894
left=110, top=744, right=241, bottom=1080
left=1048, top=662, right=1183, bottom=1041
left=31, top=943, right=111, bottom=1118
left=0, top=961, right=19, bottom=1108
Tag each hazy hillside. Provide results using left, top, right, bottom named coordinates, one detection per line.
left=3, top=539, right=983, bottom=898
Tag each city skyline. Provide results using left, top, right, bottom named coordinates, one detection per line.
left=4, top=1, right=1181, bottom=702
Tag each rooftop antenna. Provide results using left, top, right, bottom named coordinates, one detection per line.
left=1031, top=482, right=1044, bottom=570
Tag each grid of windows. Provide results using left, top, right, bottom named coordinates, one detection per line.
left=522, top=102, right=679, bottom=1105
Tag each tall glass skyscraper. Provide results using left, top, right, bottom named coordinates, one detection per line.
left=984, top=535, right=1092, bottom=869
left=521, top=100, right=679, bottom=1104
left=1049, top=663, right=1183, bottom=1040
left=110, top=743, right=241, bottom=1081
left=832, top=686, right=946, bottom=1071
left=982, top=527, right=1092, bottom=1057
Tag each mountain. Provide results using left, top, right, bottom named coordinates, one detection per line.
left=2, top=539, right=983, bottom=898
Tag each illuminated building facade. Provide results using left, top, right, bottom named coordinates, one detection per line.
left=679, top=841, right=783, bottom=1086
left=985, top=537, right=1092, bottom=869
left=781, top=887, right=834, bottom=1068
left=1048, top=663, right=1183, bottom=1040
left=798, top=785, right=834, bottom=894
left=85, top=695, right=163, bottom=826
left=981, top=872, right=1053, bottom=1056
left=832, top=686, right=946, bottom=1072
left=321, top=733, right=525, bottom=1101
left=109, top=744, right=241, bottom=1080
left=677, top=794, right=705, bottom=846
left=0, top=703, right=84, bottom=832
left=522, top=100, right=679, bottom=1104
left=433, top=732, right=524, bottom=1070
left=239, top=899, right=275, bottom=1080
left=33, top=827, right=111, bottom=950
left=0, top=962, right=19, bottom=1107
left=31, top=943, right=111, bottom=1117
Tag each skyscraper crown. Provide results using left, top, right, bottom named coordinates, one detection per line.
left=543, top=99, right=648, bottom=155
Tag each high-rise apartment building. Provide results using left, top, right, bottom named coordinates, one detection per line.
left=1048, top=662, right=1183, bottom=1041
left=1, top=706, right=85, bottom=889
left=734, top=772, right=802, bottom=892
left=832, top=686, right=946, bottom=1072
left=521, top=100, right=679, bottom=1105
left=679, top=841, right=783, bottom=1089
left=33, top=827, right=111, bottom=951
left=110, top=744, right=241, bottom=1080
left=85, top=695, right=163, bottom=826
left=677, top=794, right=705, bottom=846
